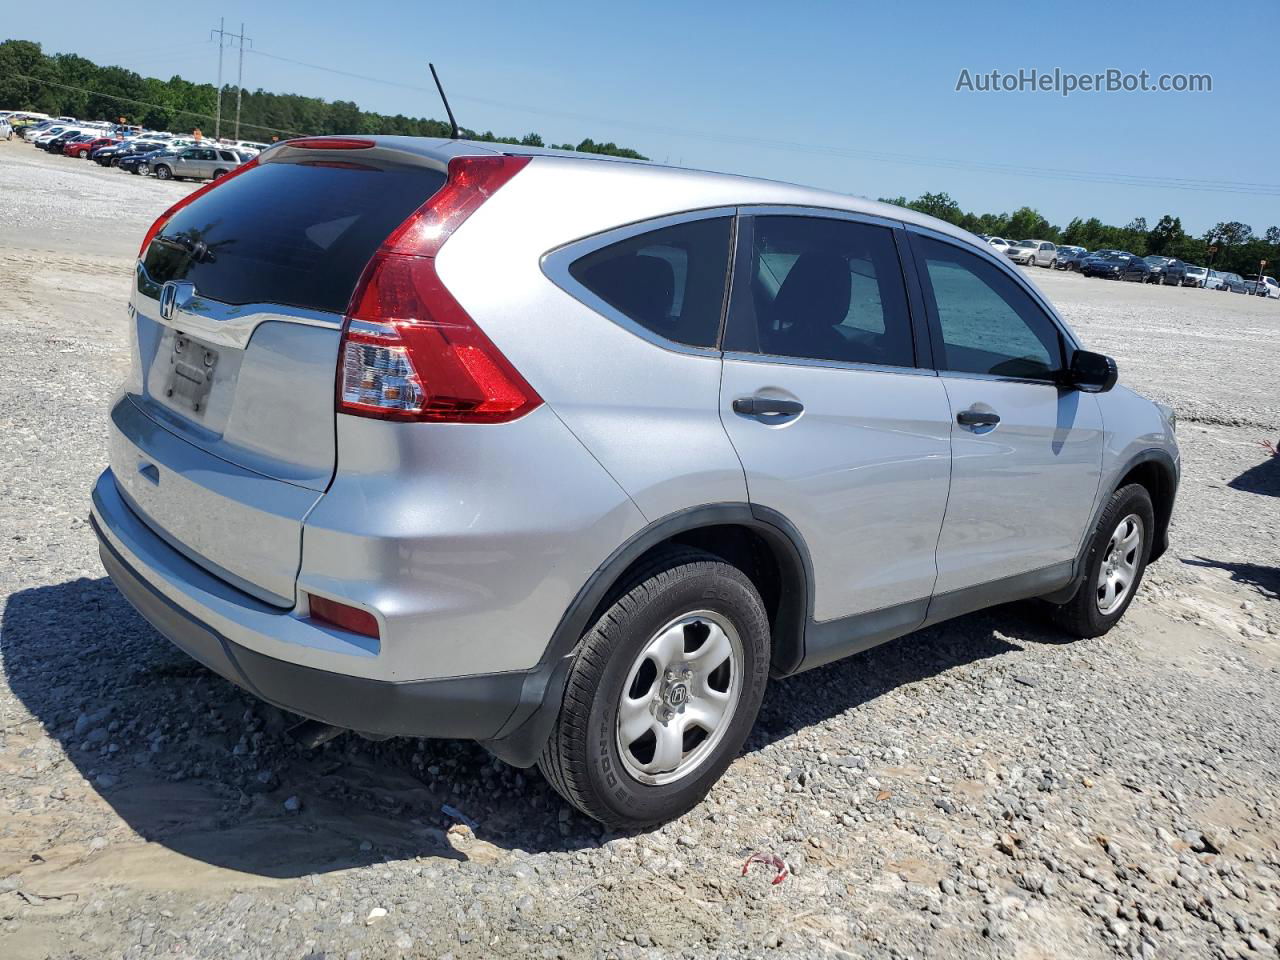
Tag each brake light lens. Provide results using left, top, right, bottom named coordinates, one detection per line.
left=337, top=155, right=540, bottom=423
left=287, top=137, right=376, bottom=150
left=137, top=155, right=260, bottom=258
left=308, top=594, right=380, bottom=638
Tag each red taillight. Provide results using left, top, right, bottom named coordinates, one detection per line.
left=287, top=137, right=376, bottom=150
left=307, top=594, right=380, bottom=638
left=137, top=155, right=261, bottom=258
left=337, top=155, right=540, bottom=424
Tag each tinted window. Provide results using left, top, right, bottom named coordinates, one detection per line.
left=569, top=217, right=732, bottom=348
left=916, top=235, right=1063, bottom=380
left=725, top=215, right=914, bottom=367
left=218, top=150, right=238, bottom=162
left=143, top=158, right=447, bottom=313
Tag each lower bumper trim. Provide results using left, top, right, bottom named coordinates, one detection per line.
left=96, top=525, right=527, bottom=741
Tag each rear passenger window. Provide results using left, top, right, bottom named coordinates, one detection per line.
left=915, top=235, right=1062, bottom=379
left=569, top=218, right=732, bottom=349
left=724, top=215, right=915, bottom=367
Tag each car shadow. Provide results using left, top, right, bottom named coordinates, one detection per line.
left=1228, top=450, right=1280, bottom=498
left=2, top=576, right=1049, bottom=879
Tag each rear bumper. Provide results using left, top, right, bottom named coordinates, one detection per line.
left=91, top=468, right=546, bottom=743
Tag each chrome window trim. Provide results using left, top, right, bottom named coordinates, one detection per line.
left=134, top=261, right=344, bottom=349
left=722, top=350, right=937, bottom=378
left=904, top=223, right=1082, bottom=353
left=540, top=206, right=739, bottom=358
left=735, top=204, right=904, bottom=231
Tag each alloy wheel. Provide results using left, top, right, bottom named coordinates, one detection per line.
left=1097, top=513, right=1143, bottom=615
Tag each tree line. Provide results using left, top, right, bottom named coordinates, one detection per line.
left=0, top=39, right=647, bottom=159
left=879, top=191, right=1278, bottom=277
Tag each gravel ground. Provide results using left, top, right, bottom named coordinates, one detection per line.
left=1, top=141, right=1278, bottom=960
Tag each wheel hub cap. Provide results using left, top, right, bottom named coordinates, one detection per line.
left=616, top=611, right=744, bottom=786
left=1096, top=513, right=1143, bottom=615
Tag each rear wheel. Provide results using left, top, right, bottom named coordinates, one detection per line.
left=538, top=547, right=770, bottom=828
left=1047, top=484, right=1154, bottom=638
left=212, top=168, right=228, bottom=178
left=155, top=164, right=172, bottom=180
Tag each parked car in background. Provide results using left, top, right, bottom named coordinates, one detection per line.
left=96, top=140, right=163, bottom=166
left=1202, top=270, right=1226, bottom=291
left=1122, top=257, right=1159, bottom=283
left=1081, top=252, right=1137, bottom=279
left=1245, top=275, right=1280, bottom=298
left=1142, top=256, right=1173, bottom=283
left=1006, top=239, right=1058, bottom=266
left=1160, top=260, right=1188, bottom=286
left=985, top=236, right=1011, bottom=255
left=66, top=136, right=119, bottom=158
left=44, top=130, right=94, bottom=153
left=1054, top=245, right=1087, bottom=269
left=0, top=117, right=11, bottom=141
left=1216, top=272, right=1248, bottom=294
left=119, top=147, right=169, bottom=175
left=1181, top=265, right=1208, bottom=288
left=147, top=145, right=250, bottom=181
left=91, top=136, right=1178, bottom=827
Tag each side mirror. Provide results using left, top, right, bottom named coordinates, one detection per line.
left=1066, top=350, right=1118, bottom=393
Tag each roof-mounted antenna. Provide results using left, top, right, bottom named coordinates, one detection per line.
left=429, top=63, right=460, bottom=140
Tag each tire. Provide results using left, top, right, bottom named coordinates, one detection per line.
left=212, top=168, right=227, bottom=178
left=1046, top=483, right=1155, bottom=639
left=1049, top=258, right=1058, bottom=269
left=155, top=164, right=172, bottom=180
left=538, top=546, right=771, bottom=828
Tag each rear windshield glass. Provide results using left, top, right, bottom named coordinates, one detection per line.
left=142, top=157, right=446, bottom=314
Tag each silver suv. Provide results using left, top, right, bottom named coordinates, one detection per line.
left=147, top=145, right=248, bottom=181
left=91, top=137, right=1179, bottom=827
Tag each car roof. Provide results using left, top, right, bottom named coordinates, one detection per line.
left=342, top=136, right=997, bottom=253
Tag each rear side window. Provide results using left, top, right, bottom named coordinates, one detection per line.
left=568, top=217, right=732, bottom=349
left=914, top=235, right=1063, bottom=380
left=142, top=158, right=447, bottom=314
left=725, top=215, right=915, bottom=367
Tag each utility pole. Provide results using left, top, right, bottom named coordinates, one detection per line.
left=233, top=23, right=253, bottom=140
left=210, top=18, right=228, bottom=139
left=210, top=21, right=251, bottom=141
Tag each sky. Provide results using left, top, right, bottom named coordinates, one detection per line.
left=7, top=0, right=1277, bottom=234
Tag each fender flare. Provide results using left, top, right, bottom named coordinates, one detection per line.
left=1042, top=446, right=1179, bottom=604
left=482, top=503, right=813, bottom=766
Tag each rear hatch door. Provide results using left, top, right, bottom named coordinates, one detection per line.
left=117, top=145, right=447, bottom=604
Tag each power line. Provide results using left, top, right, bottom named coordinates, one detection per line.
left=243, top=46, right=1280, bottom=198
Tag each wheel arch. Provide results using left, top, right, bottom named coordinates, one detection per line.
left=482, top=504, right=813, bottom=767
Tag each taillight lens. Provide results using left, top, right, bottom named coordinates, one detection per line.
left=307, top=594, right=380, bottom=638
left=337, top=155, right=540, bottom=424
left=137, top=155, right=261, bottom=258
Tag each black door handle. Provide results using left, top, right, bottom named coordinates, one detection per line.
left=957, top=409, right=1000, bottom=427
left=733, top=397, right=804, bottom=417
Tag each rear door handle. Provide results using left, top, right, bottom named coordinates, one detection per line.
left=732, top=397, right=804, bottom=417
left=957, top=409, right=1000, bottom=427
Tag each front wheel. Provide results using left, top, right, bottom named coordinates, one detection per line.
left=538, top=547, right=771, bottom=828
left=1046, top=484, right=1154, bottom=638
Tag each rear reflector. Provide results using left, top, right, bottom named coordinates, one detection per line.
left=337, top=155, right=540, bottom=423
left=137, top=155, right=260, bottom=258
left=287, top=137, right=376, bottom=150
left=308, top=594, right=380, bottom=638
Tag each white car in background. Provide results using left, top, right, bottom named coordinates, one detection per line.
left=985, top=236, right=1011, bottom=255
left=1245, top=275, right=1280, bottom=298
